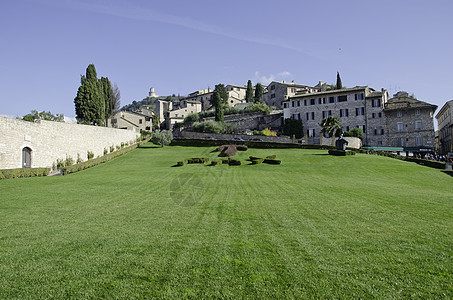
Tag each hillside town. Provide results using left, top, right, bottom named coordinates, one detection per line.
left=107, top=78, right=452, bottom=158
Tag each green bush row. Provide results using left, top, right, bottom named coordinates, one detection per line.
left=176, top=157, right=210, bottom=166
left=328, top=150, right=356, bottom=156
left=405, top=157, right=446, bottom=169
left=171, top=138, right=336, bottom=150
left=0, top=168, right=50, bottom=180
left=61, top=143, right=140, bottom=175
left=249, top=155, right=281, bottom=165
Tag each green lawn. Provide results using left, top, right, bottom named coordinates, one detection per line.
left=1, top=143, right=452, bottom=298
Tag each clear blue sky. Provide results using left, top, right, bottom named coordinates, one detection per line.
left=1, top=0, right=452, bottom=118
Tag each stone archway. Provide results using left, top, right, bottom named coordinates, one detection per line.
left=22, top=147, right=32, bottom=168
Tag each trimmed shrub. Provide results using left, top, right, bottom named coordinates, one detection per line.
left=249, top=156, right=262, bottom=161
left=87, top=151, right=94, bottom=160
left=228, top=159, right=242, bottom=166
left=62, top=143, right=139, bottom=175
left=209, top=160, right=223, bottom=166
left=405, top=157, right=446, bottom=169
left=329, top=149, right=355, bottom=156
left=176, top=161, right=186, bottom=167
left=237, top=145, right=248, bottom=151
left=187, top=157, right=210, bottom=164
left=328, top=150, right=356, bottom=156
left=250, top=158, right=264, bottom=165
left=0, top=168, right=49, bottom=180
left=263, top=159, right=281, bottom=165
left=110, top=146, right=115, bottom=153
left=266, top=155, right=276, bottom=160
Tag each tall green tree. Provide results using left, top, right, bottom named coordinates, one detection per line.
left=212, top=91, right=224, bottom=122
left=283, top=118, right=304, bottom=139
left=245, top=80, right=254, bottom=102
left=336, top=72, right=343, bottom=90
left=254, top=83, right=263, bottom=103
left=100, top=77, right=115, bottom=124
left=214, top=84, right=228, bottom=104
left=74, top=64, right=110, bottom=126
left=320, top=116, right=341, bottom=138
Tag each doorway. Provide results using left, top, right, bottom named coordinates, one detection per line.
left=22, top=147, right=32, bottom=168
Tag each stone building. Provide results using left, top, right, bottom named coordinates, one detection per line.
left=107, top=111, right=153, bottom=132
left=167, top=100, right=202, bottom=129
left=436, top=100, right=453, bottom=154
left=264, top=80, right=318, bottom=109
left=283, top=86, right=388, bottom=146
left=283, top=89, right=438, bottom=152
left=383, top=92, right=437, bottom=151
left=183, top=88, right=213, bottom=110
left=226, top=84, right=247, bottom=107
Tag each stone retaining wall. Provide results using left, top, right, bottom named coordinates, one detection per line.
left=0, top=116, right=140, bottom=169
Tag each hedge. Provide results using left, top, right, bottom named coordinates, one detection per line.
left=61, top=142, right=142, bottom=175
left=328, top=150, right=356, bottom=156
left=0, top=168, right=50, bottom=180
left=404, top=157, right=446, bottom=169
left=171, top=138, right=336, bottom=150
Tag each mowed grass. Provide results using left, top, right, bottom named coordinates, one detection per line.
left=0, top=143, right=452, bottom=298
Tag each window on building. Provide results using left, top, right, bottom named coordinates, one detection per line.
left=415, top=109, right=420, bottom=115
left=397, top=137, right=404, bottom=147
left=310, top=99, right=315, bottom=105
left=375, top=129, right=384, bottom=135
left=397, top=122, right=404, bottom=132
left=271, top=94, right=276, bottom=98
left=145, top=126, right=150, bottom=131
left=414, top=121, right=423, bottom=131
left=397, top=111, right=402, bottom=117
left=377, top=141, right=383, bottom=146
left=308, top=129, right=315, bottom=137
left=322, top=98, right=327, bottom=104
left=145, top=117, right=151, bottom=121
left=342, top=126, right=350, bottom=132
left=358, top=125, right=366, bottom=132
left=322, top=111, right=331, bottom=118
left=355, top=107, right=365, bottom=116
left=304, top=100, right=308, bottom=106
left=306, top=112, right=315, bottom=120
left=338, top=95, right=347, bottom=102
left=139, top=119, right=143, bottom=124
left=291, top=88, right=296, bottom=93
left=372, top=99, right=381, bottom=107
left=328, top=96, right=335, bottom=103
left=293, top=113, right=301, bottom=120
left=340, top=109, right=349, bottom=117
left=270, top=85, right=275, bottom=90
left=355, top=93, right=364, bottom=100
left=283, top=103, right=289, bottom=108
left=416, top=137, right=422, bottom=146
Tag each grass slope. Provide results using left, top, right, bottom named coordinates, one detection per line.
left=0, top=144, right=452, bottom=298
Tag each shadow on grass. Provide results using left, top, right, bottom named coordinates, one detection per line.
left=312, top=153, right=329, bottom=156
left=138, top=145, right=161, bottom=149
left=442, top=170, right=453, bottom=177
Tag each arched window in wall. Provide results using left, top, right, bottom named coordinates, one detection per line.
left=22, top=147, right=32, bottom=168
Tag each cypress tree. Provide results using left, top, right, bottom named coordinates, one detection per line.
left=74, top=64, right=105, bottom=125
left=245, top=80, right=254, bottom=102
left=254, top=83, right=263, bottom=103
left=336, top=72, right=343, bottom=90
left=213, top=91, right=224, bottom=122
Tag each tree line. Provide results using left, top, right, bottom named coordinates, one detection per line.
left=74, top=64, right=120, bottom=126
